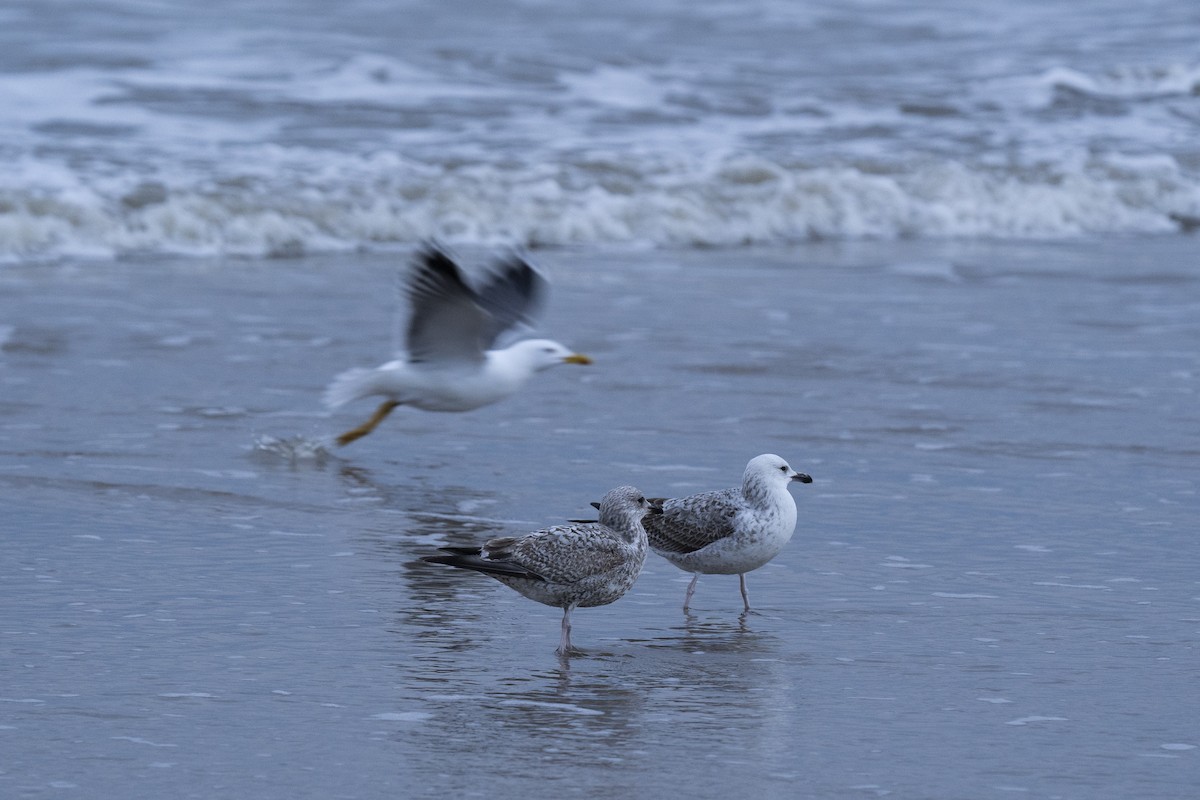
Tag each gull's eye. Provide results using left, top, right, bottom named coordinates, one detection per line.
left=637, top=496, right=646, bottom=504
left=779, top=465, right=788, bottom=472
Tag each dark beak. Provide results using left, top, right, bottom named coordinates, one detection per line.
left=793, top=473, right=813, bottom=484
left=647, top=502, right=664, bottom=515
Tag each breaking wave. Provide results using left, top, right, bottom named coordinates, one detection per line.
left=3, top=149, right=1197, bottom=261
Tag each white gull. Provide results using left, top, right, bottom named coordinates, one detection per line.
left=640, top=454, right=812, bottom=613
left=422, top=485, right=658, bottom=656
left=324, top=244, right=591, bottom=446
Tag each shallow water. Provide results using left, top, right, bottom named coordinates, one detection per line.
left=2, top=239, right=1198, bottom=797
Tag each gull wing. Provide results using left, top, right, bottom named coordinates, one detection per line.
left=403, top=247, right=548, bottom=363
left=474, top=254, right=546, bottom=347
left=404, top=246, right=493, bottom=364
left=505, top=525, right=627, bottom=585
left=642, top=488, right=742, bottom=555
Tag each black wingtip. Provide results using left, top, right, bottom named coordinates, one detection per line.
left=405, top=241, right=475, bottom=314
left=491, top=253, right=546, bottom=315
left=413, top=241, right=461, bottom=277
left=431, top=545, right=484, bottom=557
left=420, top=550, right=547, bottom=581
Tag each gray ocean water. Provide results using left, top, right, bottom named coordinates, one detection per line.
left=3, top=1, right=1200, bottom=798
left=1, top=0, right=1199, bottom=257
left=4, top=239, right=1198, bottom=798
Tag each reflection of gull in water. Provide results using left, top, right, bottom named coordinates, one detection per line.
left=324, top=244, right=591, bottom=446
left=641, top=454, right=812, bottom=613
left=422, top=486, right=658, bottom=656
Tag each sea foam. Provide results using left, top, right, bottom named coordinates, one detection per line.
left=2, top=150, right=1196, bottom=261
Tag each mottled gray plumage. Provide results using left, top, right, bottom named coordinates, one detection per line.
left=642, top=454, right=813, bottom=612
left=642, top=488, right=743, bottom=555
left=423, top=485, right=658, bottom=655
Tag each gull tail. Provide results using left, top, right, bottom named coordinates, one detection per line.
left=422, top=550, right=546, bottom=581
left=323, top=367, right=384, bottom=409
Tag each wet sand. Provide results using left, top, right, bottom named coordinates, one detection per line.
left=2, top=238, right=1198, bottom=798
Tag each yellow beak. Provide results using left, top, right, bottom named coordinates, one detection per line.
left=563, top=353, right=593, bottom=365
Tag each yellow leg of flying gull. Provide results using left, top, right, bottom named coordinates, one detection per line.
left=336, top=399, right=401, bottom=446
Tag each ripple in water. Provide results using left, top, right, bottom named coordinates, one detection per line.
left=251, top=435, right=335, bottom=465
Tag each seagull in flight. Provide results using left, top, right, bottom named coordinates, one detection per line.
left=324, top=244, right=591, bottom=446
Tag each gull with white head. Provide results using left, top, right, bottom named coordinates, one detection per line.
left=324, top=244, right=591, bottom=445
left=422, top=486, right=659, bottom=656
left=640, top=454, right=813, bottom=613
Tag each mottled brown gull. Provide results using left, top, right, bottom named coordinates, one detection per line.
left=422, top=485, right=658, bottom=655
left=641, top=454, right=812, bottom=613
left=324, top=244, right=591, bottom=446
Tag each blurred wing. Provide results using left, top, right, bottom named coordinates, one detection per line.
left=643, top=489, right=741, bottom=555
left=404, top=245, right=492, bottom=364
left=474, top=254, right=546, bottom=348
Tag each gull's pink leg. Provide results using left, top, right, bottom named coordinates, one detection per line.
left=556, top=604, right=576, bottom=655
left=683, top=574, right=699, bottom=613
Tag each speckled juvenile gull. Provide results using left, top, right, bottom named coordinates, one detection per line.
left=641, top=454, right=812, bottom=613
left=324, top=244, right=591, bottom=446
left=422, top=485, right=658, bottom=656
